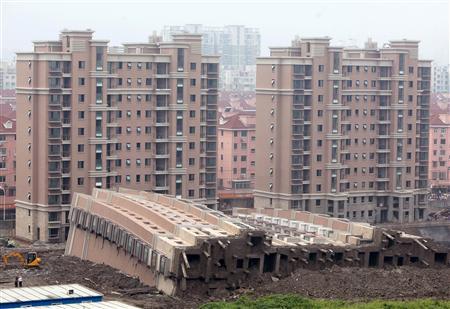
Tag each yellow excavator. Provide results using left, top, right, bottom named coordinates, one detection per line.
left=2, top=251, right=41, bottom=268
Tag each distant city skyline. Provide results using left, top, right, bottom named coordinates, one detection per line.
left=1, top=1, right=448, bottom=64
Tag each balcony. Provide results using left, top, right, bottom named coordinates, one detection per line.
left=62, top=118, right=71, bottom=126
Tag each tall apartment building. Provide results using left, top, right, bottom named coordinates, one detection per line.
left=429, top=114, right=450, bottom=192
left=432, top=64, right=449, bottom=93
left=255, top=37, right=431, bottom=224
left=16, top=29, right=218, bottom=242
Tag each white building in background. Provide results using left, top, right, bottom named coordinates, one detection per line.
left=221, top=66, right=256, bottom=91
left=432, top=64, right=449, bottom=93
left=0, top=61, right=16, bottom=90
left=162, top=24, right=260, bottom=90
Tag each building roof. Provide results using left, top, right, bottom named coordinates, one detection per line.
left=32, top=301, right=139, bottom=308
left=430, top=114, right=450, bottom=126
left=0, top=284, right=102, bottom=307
left=0, top=116, right=16, bottom=133
left=219, top=114, right=252, bottom=130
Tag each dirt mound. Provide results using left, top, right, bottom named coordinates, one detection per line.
left=251, top=266, right=450, bottom=300
left=1, top=249, right=449, bottom=308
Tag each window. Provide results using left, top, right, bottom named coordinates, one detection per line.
left=77, top=161, right=84, bottom=169
left=190, top=79, right=196, bottom=86
left=78, top=128, right=84, bottom=136
left=190, top=63, right=196, bottom=70
left=77, top=144, right=84, bottom=152
left=78, top=111, right=85, bottom=119
left=318, top=65, right=324, bottom=72
left=77, top=177, right=84, bottom=185
left=318, top=95, right=323, bottom=102
left=78, top=61, right=85, bottom=69
left=78, top=94, right=85, bottom=102
left=190, top=94, right=196, bottom=102
left=316, top=155, right=322, bottom=162
left=78, top=78, right=85, bottom=86
left=318, top=80, right=324, bottom=87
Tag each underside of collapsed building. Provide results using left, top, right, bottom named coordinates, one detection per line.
left=65, top=188, right=450, bottom=296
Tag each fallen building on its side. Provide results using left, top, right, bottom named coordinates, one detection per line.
left=65, top=189, right=450, bottom=296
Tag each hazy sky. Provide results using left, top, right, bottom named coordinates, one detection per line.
left=1, top=0, right=449, bottom=64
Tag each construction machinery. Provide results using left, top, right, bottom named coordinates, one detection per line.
left=2, top=251, right=41, bottom=268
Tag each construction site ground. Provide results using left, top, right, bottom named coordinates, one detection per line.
left=1, top=247, right=449, bottom=308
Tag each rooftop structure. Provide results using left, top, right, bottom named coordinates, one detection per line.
left=31, top=301, right=138, bottom=309
left=0, top=284, right=102, bottom=308
left=65, top=188, right=450, bottom=296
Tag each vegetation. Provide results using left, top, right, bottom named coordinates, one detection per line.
left=201, top=294, right=450, bottom=309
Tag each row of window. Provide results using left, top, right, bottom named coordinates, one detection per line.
left=70, top=207, right=169, bottom=274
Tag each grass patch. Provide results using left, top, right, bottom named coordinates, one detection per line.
left=200, top=294, right=450, bottom=309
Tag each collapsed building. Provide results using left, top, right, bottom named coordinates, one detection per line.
left=65, top=189, right=450, bottom=296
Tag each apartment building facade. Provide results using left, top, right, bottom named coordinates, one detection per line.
left=255, top=38, right=431, bottom=223
left=429, top=114, right=450, bottom=192
left=16, top=29, right=218, bottom=242
left=218, top=112, right=256, bottom=187
left=0, top=116, right=16, bottom=220
left=217, top=112, right=255, bottom=210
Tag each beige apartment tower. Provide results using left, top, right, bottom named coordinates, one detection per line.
left=255, top=37, right=430, bottom=223
left=16, top=30, right=218, bottom=242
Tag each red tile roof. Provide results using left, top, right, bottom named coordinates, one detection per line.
left=219, top=114, right=248, bottom=130
left=0, top=116, right=16, bottom=133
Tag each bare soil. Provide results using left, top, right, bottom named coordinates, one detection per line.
left=0, top=249, right=449, bottom=308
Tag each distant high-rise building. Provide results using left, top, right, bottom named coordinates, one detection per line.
left=162, top=24, right=260, bottom=90
left=432, top=64, right=449, bottom=93
left=255, top=37, right=431, bottom=224
left=15, top=29, right=218, bottom=242
left=0, top=61, right=16, bottom=90
left=161, top=24, right=260, bottom=68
